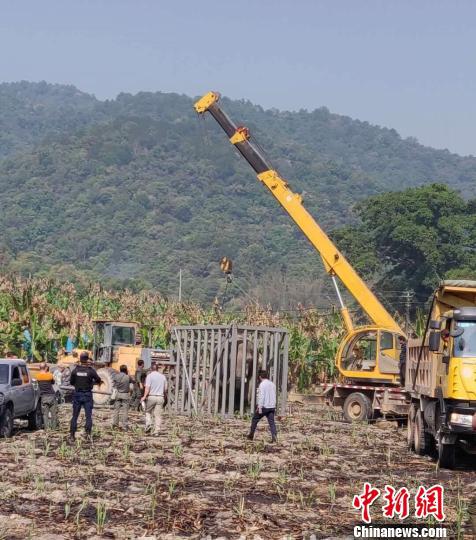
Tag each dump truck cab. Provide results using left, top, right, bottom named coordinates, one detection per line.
left=440, top=307, right=476, bottom=401
left=406, top=280, right=476, bottom=468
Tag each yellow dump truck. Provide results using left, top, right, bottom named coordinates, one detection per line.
left=406, top=280, right=476, bottom=468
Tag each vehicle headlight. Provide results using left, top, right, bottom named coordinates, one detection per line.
left=450, top=412, right=473, bottom=426
left=0, top=393, right=4, bottom=405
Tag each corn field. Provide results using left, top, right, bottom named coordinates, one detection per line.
left=0, top=275, right=344, bottom=389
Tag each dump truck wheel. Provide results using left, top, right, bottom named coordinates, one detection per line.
left=438, top=436, right=456, bottom=469
left=93, top=368, right=114, bottom=406
left=407, top=404, right=416, bottom=449
left=343, top=392, right=372, bottom=422
left=0, top=406, right=14, bottom=438
left=414, top=410, right=433, bottom=455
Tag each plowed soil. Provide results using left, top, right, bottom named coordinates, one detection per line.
left=0, top=404, right=474, bottom=539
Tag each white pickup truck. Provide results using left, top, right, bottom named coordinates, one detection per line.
left=0, top=359, right=42, bottom=437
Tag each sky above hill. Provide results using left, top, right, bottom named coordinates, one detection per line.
left=0, top=0, right=474, bottom=156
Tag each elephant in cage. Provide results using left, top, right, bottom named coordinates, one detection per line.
left=213, top=331, right=267, bottom=414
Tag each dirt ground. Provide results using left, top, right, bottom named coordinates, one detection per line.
left=0, top=404, right=474, bottom=540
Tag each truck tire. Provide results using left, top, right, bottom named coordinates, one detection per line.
left=407, top=403, right=417, bottom=449
left=93, top=368, right=114, bottom=406
left=414, top=410, right=433, bottom=455
left=438, top=436, right=456, bottom=469
left=0, top=406, right=14, bottom=438
left=27, top=401, right=43, bottom=431
left=343, top=392, right=372, bottom=422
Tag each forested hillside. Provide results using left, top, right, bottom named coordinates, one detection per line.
left=1, top=82, right=475, bottom=307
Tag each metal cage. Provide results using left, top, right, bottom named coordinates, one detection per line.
left=167, top=324, right=289, bottom=417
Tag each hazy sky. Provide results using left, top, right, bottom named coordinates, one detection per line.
left=1, top=1, right=475, bottom=155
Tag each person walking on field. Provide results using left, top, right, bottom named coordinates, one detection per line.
left=36, top=363, right=58, bottom=430
left=247, top=370, right=277, bottom=443
left=112, top=365, right=132, bottom=430
left=69, top=352, right=102, bottom=442
left=141, top=362, right=167, bottom=435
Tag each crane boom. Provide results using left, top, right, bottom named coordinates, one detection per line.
left=195, top=91, right=402, bottom=334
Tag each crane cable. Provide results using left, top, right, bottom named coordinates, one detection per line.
left=221, top=278, right=230, bottom=309
left=196, top=111, right=211, bottom=146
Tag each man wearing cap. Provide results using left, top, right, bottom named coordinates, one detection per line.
left=69, top=352, right=102, bottom=442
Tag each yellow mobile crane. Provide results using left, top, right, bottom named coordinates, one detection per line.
left=195, top=91, right=407, bottom=421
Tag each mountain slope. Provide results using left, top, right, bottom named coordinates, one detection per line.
left=0, top=82, right=475, bottom=305
left=0, top=81, right=104, bottom=158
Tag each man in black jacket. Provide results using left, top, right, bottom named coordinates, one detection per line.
left=69, top=352, right=102, bottom=442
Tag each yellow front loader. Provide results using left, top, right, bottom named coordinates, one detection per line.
left=57, top=320, right=167, bottom=405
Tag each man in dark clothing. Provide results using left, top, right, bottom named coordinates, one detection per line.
left=69, top=352, right=102, bottom=442
left=112, top=365, right=132, bottom=430
left=398, top=336, right=407, bottom=387
left=36, top=363, right=58, bottom=430
left=131, top=359, right=147, bottom=410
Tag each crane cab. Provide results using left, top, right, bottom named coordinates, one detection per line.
left=337, top=326, right=404, bottom=384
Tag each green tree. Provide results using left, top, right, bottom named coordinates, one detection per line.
left=334, top=184, right=476, bottom=299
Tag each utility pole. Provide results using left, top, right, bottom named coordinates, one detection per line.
left=178, top=269, right=182, bottom=302
left=404, top=290, right=413, bottom=335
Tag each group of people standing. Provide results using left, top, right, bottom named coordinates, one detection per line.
left=35, top=356, right=278, bottom=443
left=110, top=357, right=168, bottom=436
left=36, top=353, right=168, bottom=441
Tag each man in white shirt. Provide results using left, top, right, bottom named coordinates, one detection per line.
left=141, top=362, right=168, bottom=435
left=247, top=369, right=277, bottom=443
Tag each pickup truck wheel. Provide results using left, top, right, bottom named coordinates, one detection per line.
left=343, top=392, right=372, bottom=422
left=414, top=410, right=433, bottom=455
left=438, top=437, right=456, bottom=469
left=0, top=406, right=14, bottom=438
left=27, top=402, right=43, bottom=430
